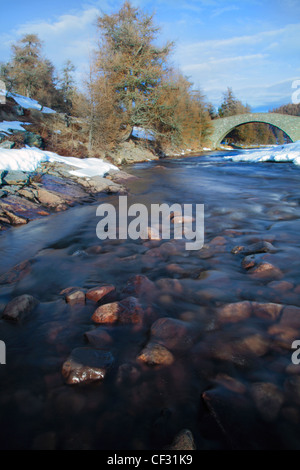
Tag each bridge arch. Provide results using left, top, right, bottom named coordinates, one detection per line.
left=208, top=113, right=300, bottom=149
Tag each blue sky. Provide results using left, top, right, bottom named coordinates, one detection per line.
left=0, top=0, right=300, bottom=111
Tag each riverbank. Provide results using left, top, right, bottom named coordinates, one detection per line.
left=0, top=157, right=137, bottom=232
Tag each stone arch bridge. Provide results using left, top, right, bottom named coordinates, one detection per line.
left=207, top=113, right=300, bottom=149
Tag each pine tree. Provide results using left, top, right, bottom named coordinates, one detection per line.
left=95, top=1, right=174, bottom=140
left=60, top=60, right=75, bottom=113
left=8, top=34, right=59, bottom=108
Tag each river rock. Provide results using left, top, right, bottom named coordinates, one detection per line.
left=232, top=241, right=276, bottom=256
left=66, top=290, right=86, bottom=306
left=84, top=328, right=113, bottom=348
left=92, top=297, right=143, bottom=324
left=107, top=169, right=138, bottom=184
left=60, top=287, right=86, bottom=306
left=250, top=382, right=284, bottom=422
left=0, top=141, right=15, bottom=149
left=137, top=342, right=174, bottom=366
left=150, top=317, right=194, bottom=351
left=249, top=262, right=283, bottom=280
left=218, top=301, right=252, bottom=324
left=0, top=259, right=34, bottom=285
left=251, top=302, right=283, bottom=321
left=122, top=275, right=156, bottom=301
left=37, top=187, right=67, bottom=210
left=156, top=278, right=184, bottom=295
left=87, top=176, right=123, bottom=194
left=235, top=334, right=270, bottom=357
left=62, top=347, right=114, bottom=385
left=2, top=170, right=29, bottom=185
left=2, top=294, right=39, bottom=322
left=86, top=285, right=116, bottom=303
left=280, top=305, right=300, bottom=329
left=268, top=324, right=299, bottom=349
left=0, top=195, right=44, bottom=221
left=166, top=429, right=196, bottom=450
left=242, top=255, right=256, bottom=270
left=210, top=236, right=227, bottom=246
left=269, top=280, right=294, bottom=292
left=24, top=131, right=43, bottom=148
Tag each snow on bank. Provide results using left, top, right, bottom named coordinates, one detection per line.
left=224, top=141, right=300, bottom=166
left=0, top=89, right=55, bottom=114
left=0, top=147, right=119, bottom=177
left=0, top=121, right=31, bottom=134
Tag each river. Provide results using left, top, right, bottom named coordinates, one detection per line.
left=0, top=149, right=299, bottom=450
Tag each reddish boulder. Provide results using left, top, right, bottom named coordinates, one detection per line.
left=86, top=285, right=116, bottom=303
left=92, top=297, right=143, bottom=324
left=62, top=348, right=114, bottom=385
left=137, top=342, right=174, bottom=366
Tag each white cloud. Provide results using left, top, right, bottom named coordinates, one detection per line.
left=182, top=53, right=267, bottom=72
left=1, top=8, right=101, bottom=84
left=211, top=5, right=240, bottom=17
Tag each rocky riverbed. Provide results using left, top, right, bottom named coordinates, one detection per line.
left=0, top=150, right=300, bottom=450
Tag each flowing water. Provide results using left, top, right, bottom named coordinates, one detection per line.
left=0, top=149, right=300, bottom=450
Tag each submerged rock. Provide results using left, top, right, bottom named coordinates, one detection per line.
left=86, top=285, right=116, bottom=303
left=2, top=294, right=39, bottom=322
left=137, top=342, right=174, bottom=366
left=150, top=317, right=195, bottom=351
left=249, top=262, right=283, bottom=280
left=122, top=274, right=156, bottom=301
left=251, top=302, right=283, bottom=321
left=60, top=287, right=86, bottom=306
left=0, top=259, right=34, bottom=285
left=280, top=305, right=300, bottom=329
left=250, top=382, right=284, bottom=422
left=84, top=328, right=113, bottom=348
left=166, top=429, right=196, bottom=450
left=232, top=241, right=276, bottom=256
left=218, top=301, right=252, bottom=324
left=62, top=348, right=114, bottom=385
left=92, top=297, right=143, bottom=324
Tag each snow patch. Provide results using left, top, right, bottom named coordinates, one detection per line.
left=0, top=121, right=31, bottom=134
left=3, top=91, right=56, bottom=114
left=0, top=147, right=119, bottom=177
left=224, top=141, right=300, bottom=167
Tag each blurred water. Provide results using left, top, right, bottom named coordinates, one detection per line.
left=0, top=149, right=299, bottom=450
